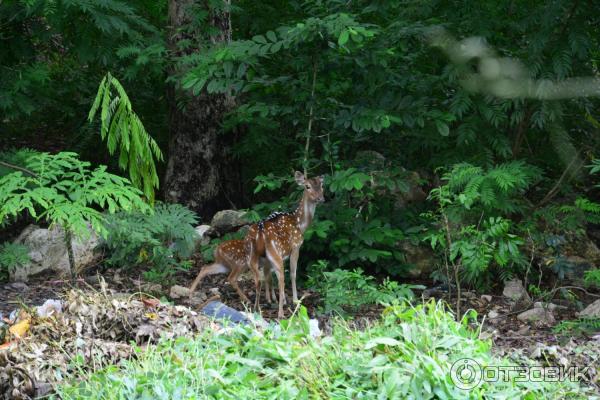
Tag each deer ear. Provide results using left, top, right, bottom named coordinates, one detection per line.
left=318, top=175, right=325, bottom=184
left=294, top=171, right=305, bottom=185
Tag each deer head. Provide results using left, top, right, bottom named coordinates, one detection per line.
left=295, top=171, right=325, bottom=203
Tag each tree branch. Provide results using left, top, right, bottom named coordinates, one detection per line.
left=303, top=60, right=318, bottom=177
left=0, top=161, right=38, bottom=177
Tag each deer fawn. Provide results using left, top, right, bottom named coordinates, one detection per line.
left=188, top=239, right=264, bottom=309
left=248, top=171, right=325, bottom=318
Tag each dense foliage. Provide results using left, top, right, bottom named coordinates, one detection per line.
left=2, top=0, right=600, bottom=289
left=55, top=302, right=590, bottom=399
left=103, top=203, right=198, bottom=282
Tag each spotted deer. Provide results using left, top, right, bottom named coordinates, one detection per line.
left=248, top=171, right=325, bottom=318
left=188, top=239, right=264, bottom=309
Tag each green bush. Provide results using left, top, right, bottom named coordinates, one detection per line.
left=55, top=302, right=590, bottom=399
left=307, top=264, right=423, bottom=314
left=103, top=203, right=199, bottom=282
left=0, top=242, right=30, bottom=282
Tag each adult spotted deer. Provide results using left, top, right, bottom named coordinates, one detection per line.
left=188, top=239, right=263, bottom=309
left=248, top=171, right=325, bottom=318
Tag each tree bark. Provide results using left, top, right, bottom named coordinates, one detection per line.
left=164, top=0, right=240, bottom=220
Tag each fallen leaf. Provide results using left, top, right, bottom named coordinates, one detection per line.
left=142, top=298, right=160, bottom=308
left=9, top=318, right=31, bottom=339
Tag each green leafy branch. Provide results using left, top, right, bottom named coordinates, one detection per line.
left=88, top=72, right=163, bottom=203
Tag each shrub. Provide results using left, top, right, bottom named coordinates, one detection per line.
left=55, top=302, right=591, bottom=399
left=307, top=263, right=423, bottom=314
left=0, top=242, right=30, bottom=282
left=103, top=203, right=199, bottom=282
left=0, top=150, right=150, bottom=275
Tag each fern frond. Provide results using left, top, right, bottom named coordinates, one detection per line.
left=88, top=72, right=163, bottom=203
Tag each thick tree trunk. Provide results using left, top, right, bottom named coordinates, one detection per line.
left=164, top=0, right=240, bottom=220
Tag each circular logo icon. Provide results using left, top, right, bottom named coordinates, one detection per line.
left=450, top=358, right=482, bottom=390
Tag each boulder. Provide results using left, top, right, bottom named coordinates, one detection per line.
left=560, top=256, right=598, bottom=287
left=503, top=279, right=531, bottom=304
left=578, top=299, right=600, bottom=318
left=517, top=308, right=555, bottom=326
left=398, top=241, right=437, bottom=278
left=10, top=224, right=100, bottom=282
left=209, top=210, right=249, bottom=234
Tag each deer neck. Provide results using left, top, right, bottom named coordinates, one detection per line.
left=294, top=192, right=316, bottom=233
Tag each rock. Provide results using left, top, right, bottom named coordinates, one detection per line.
left=533, top=302, right=563, bottom=311
left=309, top=319, right=321, bottom=337
left=481, top=295, right=492, bottom=303
left=577, top=299, right=600, bottom=318
left=188, top=292, right=208, bottom=306
left=210, top=210, right=249, bottom=234
left=194, top=225, right=212, bottom=246
left=169, top=285, right=191, bottom=299
left=85, top=275, right=101, bottom=285
left=10, top=224, right=100, bottom=282
left=487, top=310, right=499, bottom=319
left=517, top=308, right=555, bottom=326
left=516, top=325, right=530, bottom=335
left=6, top=282, right=29, bottom=291
left=140, top=282, right=162, bottom=293
left=398, top=241, right=437, bottom=278
left=559, top=256, right=594, bottom=286
left=503, top=279, right=531, bottom=304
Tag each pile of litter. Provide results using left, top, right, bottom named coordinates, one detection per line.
left=0, top=284, right=212, bottom=399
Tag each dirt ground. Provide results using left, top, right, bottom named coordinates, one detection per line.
left=2, top=261, right=600, bottom=393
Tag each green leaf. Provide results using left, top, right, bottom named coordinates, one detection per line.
left=338, top=30, right=349, bottom=46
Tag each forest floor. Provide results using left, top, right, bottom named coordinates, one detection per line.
left=2, top=261, right=600, bottom=394
left=2, top=262, right=599, bottom=353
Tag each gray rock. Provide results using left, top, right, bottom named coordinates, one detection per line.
left=503, top=279, right=531, bottom=303
left=487, top=310, right=500, bottom=322
left=517, top=308, right=555, bottom=326
left=481, top=295, right=493, bottom=303
left=578, top=299, right=600, bottom=318
left=10, top=224, right=100, bottom=282
left=533, top=302, right=563, bottom=311
left=169, top=285, right=191, bottom=299
left=194, top=225, right=212, bottom=246
left=140, top=283, right=163, bottom=293
left=210, top=210, right=249, bottom=233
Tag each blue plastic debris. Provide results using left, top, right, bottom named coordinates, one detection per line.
left=201, top=301, right=250, bottom=325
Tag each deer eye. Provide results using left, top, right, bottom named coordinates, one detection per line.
left=305, top=185, right=311, bottom=189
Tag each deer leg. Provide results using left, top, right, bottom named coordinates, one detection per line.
left=251, top=259, right=262, bottom=311
left=262, top=259, right=272, bottom=304
left=290, top=247, right=300, bottom=303
left=266, top=245, right=285, bottom=319
left=227, top=262, right=251, bottom=305
left=249, top=244, right=261, bottom=308
left=189, top=263, right=229, bottom=299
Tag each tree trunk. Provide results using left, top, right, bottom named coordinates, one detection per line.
left=164, top=0, right=240, bottom=220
